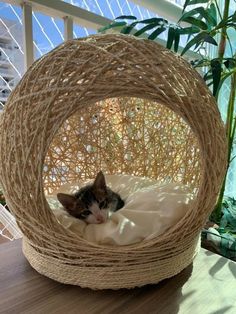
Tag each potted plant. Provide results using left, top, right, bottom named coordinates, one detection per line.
left=99, top=0, right=236, bottom=260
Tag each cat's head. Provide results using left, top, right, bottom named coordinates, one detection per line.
left=57, top=171, right=110, bottom=224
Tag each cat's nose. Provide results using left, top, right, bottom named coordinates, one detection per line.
left=97, top=216, right=105, bottom=223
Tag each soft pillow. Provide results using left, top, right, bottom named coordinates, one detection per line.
left=47, top=174, right=193, bottom=246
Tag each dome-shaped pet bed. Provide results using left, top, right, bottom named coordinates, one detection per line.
left=0, top=34, right=227, bottom=289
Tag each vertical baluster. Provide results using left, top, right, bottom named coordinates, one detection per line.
left=64, top=16, right=73, bottom=41
left=22, top=3, right=34, bottom=70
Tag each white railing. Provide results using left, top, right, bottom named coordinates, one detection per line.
left=2, top=0, right=112, bottom=69
left=1, top=0, right=187, bottom=70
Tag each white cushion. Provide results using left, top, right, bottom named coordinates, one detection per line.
left=47, top=174, right=193, bottom=246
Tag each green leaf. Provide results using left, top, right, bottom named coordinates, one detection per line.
left=174, top=31, right=180, bottom=52
left=194, top=40, right=202, bottom=50
left=177, top=26, right=200, bottom=35
left=226, top=23, right=236, bottom=29
left=180, top=8, right=198, bottom=21
left=107, top=21, right=127, bottom=28
left=186, top=0, right=210, bottom=5
left=203, top=35, right=217, bottom=45
left=224, top=58, right=236, bottom=69
left=148, top=27, right=166, bottom=40
left=98, top=21, right=127, bottom=33
left=181, top=32, right=206, bottom=55
left=138, top=17, right=168, bottom=24
left=217, top=12, right=236, bottom=28
left=183, top=0, right=209, bottom=12
left=208, top=3, right=217, bottom=26
left=181, top=16, right=208, bottom=30
left=120, top=21, right=139, bottom=34
left=180, top=6, right=216, bottom=26
left=231, top=11, right=236, bottom=22
left=211, top=59, right=222, bottom=96
left=207, top=80, right=213, bottom=87
left=115, top=15, right=137, bottom=20
left=216, top=71, right=235, bottom=96
left=166, top=27, right=176, bottom=50
left=192, top=58, right=210, bottom=67
left=203, top=70, right=213, bottom=81
left=181, top=31, right=218, bottom=56
left=183, top=0, right=191, bottom=12
left=217, top=19, right=229, bottom=29
left=120, top=25, right=134, bottom=34
left=133, top=24, right=157, bottom=37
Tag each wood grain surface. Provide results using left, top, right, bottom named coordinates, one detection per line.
left=0, top=240, right=236, bottom=314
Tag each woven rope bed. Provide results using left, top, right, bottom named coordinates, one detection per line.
left=0, top=34, right=227, bottom=289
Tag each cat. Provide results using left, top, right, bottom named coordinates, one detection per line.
left=57, top=171, right=124, bottom=224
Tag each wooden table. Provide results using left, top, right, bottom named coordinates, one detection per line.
left=0, top=240, right=236, bottom=314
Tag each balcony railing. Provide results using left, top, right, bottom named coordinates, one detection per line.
left=1, top=0, right=185, bottom=69
left=0, top=80, right=14, bottom=87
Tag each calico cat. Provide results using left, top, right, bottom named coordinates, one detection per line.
left=57, top=171, right=124, bottom=224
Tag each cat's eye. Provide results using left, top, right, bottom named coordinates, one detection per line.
left=79, top=210, right=91, bottom=218
left=83, top=210, right=91, bottom=216
left=99, top=201, right=107, bottom=209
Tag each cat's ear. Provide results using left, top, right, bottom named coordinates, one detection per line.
left=93, top=171, right=106, bottom=190
left=57, top=193, right=76, bottom=211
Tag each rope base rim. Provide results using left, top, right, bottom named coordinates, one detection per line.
left=22, top=237, right=200, bottom=290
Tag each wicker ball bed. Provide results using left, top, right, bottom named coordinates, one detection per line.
left=0, top=34, right=227, bottom=289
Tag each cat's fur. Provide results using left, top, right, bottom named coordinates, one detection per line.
left=57, top=171, right=124, bottom=224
